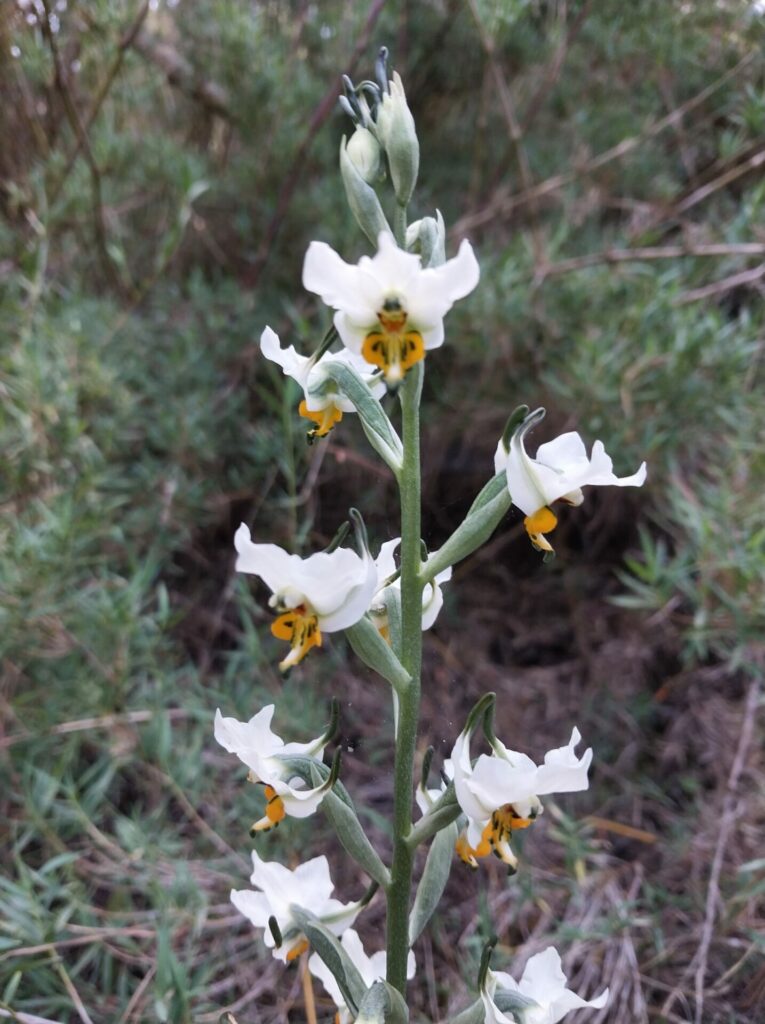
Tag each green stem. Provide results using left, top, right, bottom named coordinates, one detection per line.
left=386, top=361, right=424, bottom=993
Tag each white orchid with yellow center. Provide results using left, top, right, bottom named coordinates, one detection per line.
left=370, top=538, right=452, bottom=639
left=309, top=929, right=415, bottom=1024
left=234, top=518, right=377, bottom=671
left=302, top=231, right=479, bottom=385
left=214, top=704, right=335, bottom=833
left=260, top=326, right=385, bottom=440
left=231, top=851, right=361, bottom=964
left=495, top=407, right=647, bottom=555
left=481, top=947, right=609, bottom=1024
left=451, top=712, right=592, bottom=871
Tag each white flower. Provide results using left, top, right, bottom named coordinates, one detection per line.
left=494, top=408, right=647, bottom=554
left=309, top=929, right=415, bottom=1024
left=260, top=326, right=385, bottom=439
left=482, top=948, right=609, bottom=1024
left=235, top=523, right=377, bottom=670
left=214, top=704, right=333, bottom=831
left=231, top=851, right=362, bottom=963
left=303, top=231, right=479, bottom=384
left=370, top=538, right=452, bottom=638
left=451, top=718, right=592, bottom=871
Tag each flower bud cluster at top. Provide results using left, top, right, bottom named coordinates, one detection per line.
left=216, top=48, right=647, bottom=1023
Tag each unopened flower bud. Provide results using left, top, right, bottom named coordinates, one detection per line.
left=405, top=211, right=446, bottom=267
left=376, top=71, right=419, bottom=206
left=345, top=126, right=381, bottom=184
left=339, top=136, right=392, bottom=247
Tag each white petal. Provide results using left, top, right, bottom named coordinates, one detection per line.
left=374, top=538, right=401, bottom=584
left=234, top=527, right=303, bottom=598
left=505, top=432, right=549, bottom=516
left=518, top=947, right=568, bottom=1002
left=520, top=948, right=609, bottom=1023
left=214, top=705, right=281, bottom=773
left=406, top=239, right=480, bottom=329
left=481, top=987, right=517, bottom=1024
left=291, top=854, right=336, bottom=906
left=260, top=326, right=310, bottom=386
left=230, top=888, right=273, bottom=933
left=270, top=776, right=329, bottom=818
left=421, top=572, right=448, bottom=630
left=451, top=728, right=494, bottom=823
left=310, top=547, right=378, bottom=631
left=534, top=729, right=592, bottom=796
left=534, top=431, right=589, bottom=471
left=303, top=242, right=369, bottom=314
left=468, top=753, right=540, bottom=808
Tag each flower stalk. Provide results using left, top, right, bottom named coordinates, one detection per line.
left=386, top=358, right=423, bottom=993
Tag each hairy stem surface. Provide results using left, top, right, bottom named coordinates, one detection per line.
left=386, top=361, right=424, bottom=992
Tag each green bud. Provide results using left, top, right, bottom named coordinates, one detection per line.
left=376, top=71, right=419, bottom=206
left=339, top=135, right=392, bottom=246
left=346, top=125, right=382, bottom=183
left=406, top=211, right=446, bottom=267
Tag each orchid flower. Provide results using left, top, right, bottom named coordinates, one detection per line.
left=260, top=326, right=385, bottom=440
left=482, top=947, right=609, bottom=1024
left=494, top=407, right=646, bottom=555
left=370, top=538, right=452, bottom=639
left=309, top=929, right=415, bottom=1024
left=234, top=520, right=377, bottom=671
left=214, top=704, right=335, bottom=832
left=451, top=715, right=592, bottom=871
left=302, top=231, right=479, bottom=385
left=231, top=851, right=362, bottom=963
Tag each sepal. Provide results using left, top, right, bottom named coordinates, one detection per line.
left=345, top=617, right=412, bottom=694
left=356, top=980, right=409, bottom=1024
left=340, top=135, right=392, bottom=246
left=422, top=474, right=511, bottom=581
left=408, top=820, right=459, bottom=943
left=310, top=764, right=391, bottom=890
left=406, top=783, right=461, bottom=848
left=316, top=358, right=403, bottom=473
left=289, top=907, right=367, bottom=1015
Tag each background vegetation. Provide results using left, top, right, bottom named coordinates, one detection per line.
left=1, top=1, right=764, bottom=1022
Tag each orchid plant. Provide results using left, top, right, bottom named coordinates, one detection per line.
left=216, top=48, right=646, bottom=1023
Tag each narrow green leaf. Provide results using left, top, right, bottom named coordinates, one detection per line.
left=406, top=785, right=461, bottom=849
left=408, top=820, right=459, bottom=943
left=310, top=765, right=391, bottom=890
left=290, top=907, right=366, bottom=1014
left=345, top=618, right=412, bottom=694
